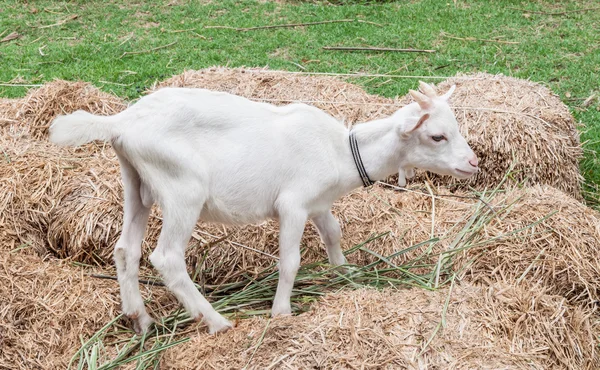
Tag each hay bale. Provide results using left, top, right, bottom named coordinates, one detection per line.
left=461, top=185, right=600, bottom=306
left=14, top=79, right=127, bottom=138
left=0, top=250, right=178, bottom=370
left=163, top=283, right=599, bottom=369
left=0, top=252, right=119, bottom=370
left=0, top=134, right=109, bottom=256
left=153, top=66, right=397, bottom=125
left=0, top=82, right=126, bottom=252
left=406, top=73, right=583, bottom=198
left=334, top=184, right=600, bottom=305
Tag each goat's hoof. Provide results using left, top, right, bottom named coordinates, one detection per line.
left=131, top=313, right=155, bottom=335
left=328, top=257, right=348, bottom=267
left=340, top=265, right=359, bottom=275
left=271, top=305, right=292, bottom=318
left=207, top=316, right=233, bottom=335
left=271, top=312, right=292, bottom=320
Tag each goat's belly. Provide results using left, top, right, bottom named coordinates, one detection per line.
left=199, top=197, right=273, bottom=226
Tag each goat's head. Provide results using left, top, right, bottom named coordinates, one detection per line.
left=396, top=81, right=478, bottom=179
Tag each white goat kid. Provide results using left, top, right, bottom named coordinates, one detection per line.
left=49, top=81, right=478, bottom=335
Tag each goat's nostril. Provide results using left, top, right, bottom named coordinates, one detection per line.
left=469, top=157, right=479, bottom=167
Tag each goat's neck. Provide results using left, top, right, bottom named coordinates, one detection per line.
left=340, top=115, right=405, bottom=192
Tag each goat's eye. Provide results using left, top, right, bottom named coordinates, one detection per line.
left=431, top=135, right=445, bottom=142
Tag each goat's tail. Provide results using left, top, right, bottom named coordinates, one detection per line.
left=49, top=110, right=122, bottom=147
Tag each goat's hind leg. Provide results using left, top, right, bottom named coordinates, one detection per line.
left=114, top=154, right=153, bottom=334
left=149, top=189, right=232, bottom=334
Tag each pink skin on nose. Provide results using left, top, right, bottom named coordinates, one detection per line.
left=469, top=156, right=479, bottom=168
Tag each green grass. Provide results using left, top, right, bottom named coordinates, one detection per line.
left=1, top=0, right=598, bottom=191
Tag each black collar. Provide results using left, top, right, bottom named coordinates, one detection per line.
left=349, top=130, right=375, bottom=187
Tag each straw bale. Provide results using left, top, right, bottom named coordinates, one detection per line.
left=0, top=250, right=179, bottom=370
left=153, top=66, right=397, bottom=125
left=0, top=252, right=119, bottom=370
left=14, top=79, right=127, bottom=138
left=461, top=185, right=600, bottom=306
left=336, top=184, right=600, bottom=306
left=163, top=283, right=599, bottom=369
left=0, top=134, right=114, bottom=256
left=405, top=73, right=583, bottom=198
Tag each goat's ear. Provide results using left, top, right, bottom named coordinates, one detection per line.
left=440, top=84, right=456, bottom=101
left=402, top=113, right=430, bottom=138
left=418, top=81, right=437, bottom=98
left=409, top=89, right=432, bottom=110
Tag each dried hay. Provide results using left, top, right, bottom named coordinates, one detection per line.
left=0, top=81, right=127, bottom=251
left=0, top=70, right=594, bottom=304
left=163, top=283, right=599, bottom=369
left=0, top=135, right=116, bottom=257
left=0, top=97, right=20, bottom=127
left=13, top=79, right=127, bottom=139
left=0, top=250, right=180, bottom=370
left=0, top=252, right=119, bottom=370
left=153, top=67, right=397, bottom=125
left=406, top=73, right=583, bottom=198
left=2, top=248, right=597, bottom=369
left=461, top=184, right=600, bottom=306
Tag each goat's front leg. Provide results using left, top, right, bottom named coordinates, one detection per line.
left=312, top=211, right=346, bottom=266
left=272, top=209, right=307, bottom=317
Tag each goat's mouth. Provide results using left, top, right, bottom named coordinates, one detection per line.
left=454, top=168, right=477, bottom=178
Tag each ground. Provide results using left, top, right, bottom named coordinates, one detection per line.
left=0, top=0, right=598, bottom=199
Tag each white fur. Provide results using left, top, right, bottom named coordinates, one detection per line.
left=49, top=82, right=477, bottom=334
